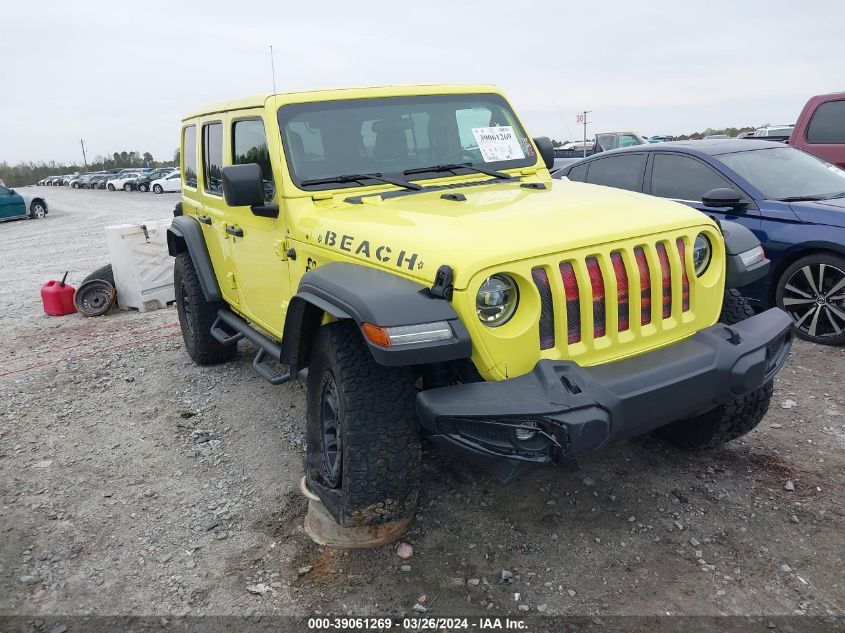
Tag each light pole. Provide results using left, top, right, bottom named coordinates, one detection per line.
left=580, top=111, right=591, bottom=158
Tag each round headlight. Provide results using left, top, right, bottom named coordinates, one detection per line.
left=476, top=274, right=519, bottom=326
left=693, top=233, right=712, bottom=276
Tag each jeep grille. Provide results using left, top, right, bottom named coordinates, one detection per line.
left=532, top=238, right=694, bottom=352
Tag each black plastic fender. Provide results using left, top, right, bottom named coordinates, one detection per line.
left=166, top=216, right=222, bottom=301
left=720, top=220, right=770, bottom=289
left=282, top=263, right=472, bottom=368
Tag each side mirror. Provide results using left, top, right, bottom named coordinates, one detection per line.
left=533, top=136, right=555, bottom=171
left=221, top=164, right=278, bottom=218
left=702, top=187, right=746, bottom=210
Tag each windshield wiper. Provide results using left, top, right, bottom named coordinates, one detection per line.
left=300, top=172, right=422, bottom=191
left=403, top=162, right=514, bottom=180
left=777, top=192, right=845, bottom=202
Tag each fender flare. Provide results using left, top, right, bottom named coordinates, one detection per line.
left=720, top=220, right=770, bottom=289
left=167, top=216, right=222, bottom=301
left=281, top=262, right=472, bottom=369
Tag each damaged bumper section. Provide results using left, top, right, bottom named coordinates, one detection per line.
left=416, top=308, right=793, bottom=466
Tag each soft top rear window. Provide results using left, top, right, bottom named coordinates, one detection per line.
left=278, top=93, right=536, bottom=190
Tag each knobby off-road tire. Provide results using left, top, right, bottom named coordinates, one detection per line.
left=305, top=321, right=420, bottom=527
left=174, top=253, right=236, bottom=365
left=719, top=288, right=756, bottom=324
left=657, top=289, right=773, bottom=450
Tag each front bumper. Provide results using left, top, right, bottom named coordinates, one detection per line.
left=416, top=308, right=793, bottom=465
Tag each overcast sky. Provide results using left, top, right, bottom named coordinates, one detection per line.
left=2, top=0, right=843, bottom=165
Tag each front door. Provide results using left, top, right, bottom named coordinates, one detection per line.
left=0, top=186, right=26, bottom=219
left=225, top=114, right=291, bottom=338
left=647, top=152, right=761, bottom=234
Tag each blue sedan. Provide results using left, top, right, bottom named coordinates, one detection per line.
left=554, top=139, right=845, bottom=345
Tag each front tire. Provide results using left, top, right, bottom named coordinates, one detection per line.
left=153, top=184, right=163, bottom=194
left=174, top=253, right=237, bottom=365
left=305, top=321, right=420, bottom=527
left=107, top=184, right=115, bottom=191
left=657, top=289, right=772, bottom=449
left=29, top=201, right=46, bottom=219
left=775, top=253, right=845, bottom=345
left=138, top=183, right=148, bottom=192
left=123, top=183, right=132, bottom=192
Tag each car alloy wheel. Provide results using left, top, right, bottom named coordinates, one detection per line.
left=319, top=372, right=343, bottom=488
left=153, top=185, right=162, bottom=194
left=781, top=262, right=845, bottom=340
left=31, top=203, right=46, bottom=218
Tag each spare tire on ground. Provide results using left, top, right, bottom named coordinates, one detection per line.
left=82, top=264, right=115, bottom=288
left=74, top=279, right=117, bottom=317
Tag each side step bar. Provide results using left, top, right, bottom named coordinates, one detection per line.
left=211, top=310, right=291, bottom=385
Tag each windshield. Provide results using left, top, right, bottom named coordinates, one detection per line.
left=719, top=146, right=845, bottom=200
left=278, top=93, right=536, bottom=190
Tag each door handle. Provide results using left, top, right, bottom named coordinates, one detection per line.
left=197, top=215, right=212, bottom=225
left=226, top=225, right=244, bottom=237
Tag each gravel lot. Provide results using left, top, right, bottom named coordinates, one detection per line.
left=2, top=187, right=844, bottom=626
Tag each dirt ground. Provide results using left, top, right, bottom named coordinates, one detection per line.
left=1, top=187, right=844, bottom=627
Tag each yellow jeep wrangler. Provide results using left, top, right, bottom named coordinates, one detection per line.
left=168, top=84, right=792, bottom=528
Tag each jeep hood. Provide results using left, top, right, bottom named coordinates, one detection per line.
left=304, top=179, right=715, bottom=290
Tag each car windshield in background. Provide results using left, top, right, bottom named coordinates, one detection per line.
left=278, top=93, right=535, bottom=190
left=719, top=147, right=845, bottom=201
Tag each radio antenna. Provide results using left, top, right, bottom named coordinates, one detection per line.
left=269, top=45, right=277, bottom=94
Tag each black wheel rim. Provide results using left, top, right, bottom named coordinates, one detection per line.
left=319, top=373, right=342, bottom=488
left=180, top=282, right=194, bottom=336
left=782, top=263, right=845, bottom=339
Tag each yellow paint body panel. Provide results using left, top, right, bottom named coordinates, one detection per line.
left=181, top=84, right=725, bottom=381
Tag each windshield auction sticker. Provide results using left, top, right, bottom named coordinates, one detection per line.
left=471, top=126, right=525, bottom=162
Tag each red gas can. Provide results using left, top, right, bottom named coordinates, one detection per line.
left=41, top=272, right=77, bottom=316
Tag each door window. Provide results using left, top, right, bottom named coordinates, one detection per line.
left=233, top=119, right=275, bottom=202
left=806, top=100, right=845, bottom=144
left=584, top=154, right=646, bottom=191
left=650, top=154, right=733, bottom=201
left=202, top=122, right=223, bottom=195
left=183, top=125, right=198, bottom=188
left=566, top=162, right=588, bottom=182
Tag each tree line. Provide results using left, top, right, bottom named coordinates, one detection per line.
left=552, top=125, right=762, bottom=146
left=0, top=148, right=180, bottom=187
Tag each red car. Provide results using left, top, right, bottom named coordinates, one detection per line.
left=790, top=92, right=845, bottom=168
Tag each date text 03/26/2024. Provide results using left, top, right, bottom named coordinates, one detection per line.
left=307, top=616, right=528, bottom=630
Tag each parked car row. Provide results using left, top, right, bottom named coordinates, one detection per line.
left=37, top=167, right=181, bottom=193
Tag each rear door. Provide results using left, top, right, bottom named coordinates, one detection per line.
left=198, top=118, right=240, bottom=305
left=181, top=121, right=237, bottom=305
left=225, top=112, right=291, bottom=337
left=0, top=186, right=26, bottom=219
left=581, top=153, right=648, bottom=192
